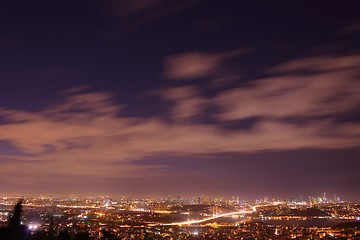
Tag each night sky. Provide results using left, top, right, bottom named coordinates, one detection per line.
left=1, top=0, right=360, bottom=200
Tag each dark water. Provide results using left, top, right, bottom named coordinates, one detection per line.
left=0, top=205, right=12, bottom=211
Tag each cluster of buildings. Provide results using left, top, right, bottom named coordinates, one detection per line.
left=0, top=195, right=359, bottom=239
left=52, top=223, right=360, bottom=239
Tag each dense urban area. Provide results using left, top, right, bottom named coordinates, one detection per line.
left=1, top=194, right=360, bottom=239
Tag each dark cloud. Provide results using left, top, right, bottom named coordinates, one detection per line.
left=97, top=0, right=199, bottom=32
left=341, top=20, right=360, bottom=34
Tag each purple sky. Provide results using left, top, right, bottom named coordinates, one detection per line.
left=0, top=0, right=360, bottom=200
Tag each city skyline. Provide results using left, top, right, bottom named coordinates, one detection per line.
left=0, top=1, right=360, bottom=200
left=1, top=195, right=359, bottom=239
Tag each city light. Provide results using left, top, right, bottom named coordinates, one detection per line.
left=1, top=194, right=360, bottom=239
left=28, top=224, right=39, bottom=231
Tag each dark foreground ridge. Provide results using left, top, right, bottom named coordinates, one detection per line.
left=0, top=200, right=88, bottom=240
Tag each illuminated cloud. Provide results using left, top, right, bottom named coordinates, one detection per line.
left=0, top=54, right=359, bottom=188
left=163, top=49, right=247, bottom=80
left=158, top=86, right=207, bottom=120
left=164, top=52, right=220, bottom=80
left=214, top=55, right=360, bottom=120
left=268, top=55, right=360, bottom=73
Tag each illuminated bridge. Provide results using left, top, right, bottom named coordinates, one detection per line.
left=161, top=210, right=253, bottom=226
left=149, top=203, right=282, bottom=226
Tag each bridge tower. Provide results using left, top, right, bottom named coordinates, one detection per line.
left=212, top=206, right=218, bottom=216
